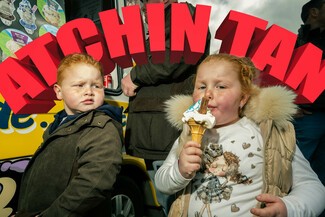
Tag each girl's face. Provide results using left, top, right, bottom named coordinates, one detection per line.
left=193, top=60, right=248, bottom=127
left=54, top=63, right=104, bottom=115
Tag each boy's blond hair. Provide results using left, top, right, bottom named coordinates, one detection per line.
left=56, top=53, right=103, bottom=85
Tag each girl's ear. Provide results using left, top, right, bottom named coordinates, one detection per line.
left=240, top=94, right=250, bottom=108
left=54, top=84, right=63, bottom=100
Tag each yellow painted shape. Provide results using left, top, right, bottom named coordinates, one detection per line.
left=0, top=95, right=128, bottom=160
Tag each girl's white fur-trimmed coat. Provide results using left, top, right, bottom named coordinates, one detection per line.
left=163, top=85, right=299, bottom=216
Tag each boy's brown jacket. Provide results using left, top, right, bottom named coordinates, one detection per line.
left=16, top=106, right=123, bottom=217
left=164, top=85, right=298, bottom=216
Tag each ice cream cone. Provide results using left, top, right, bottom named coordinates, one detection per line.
left=187, top=118, right=206, bottom=144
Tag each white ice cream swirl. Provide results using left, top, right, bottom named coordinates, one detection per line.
left=182, top=99, right=216, bottom=129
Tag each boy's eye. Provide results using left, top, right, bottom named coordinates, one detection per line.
left=73, top=83, right=84, bottom=87
left=93, top=82, right=104, bottom=88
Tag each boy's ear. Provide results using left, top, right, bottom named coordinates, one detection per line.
left=54, top=84, right=63, bottom=100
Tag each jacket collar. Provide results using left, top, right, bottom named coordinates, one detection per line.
left=164, top=85, right=297, bottom=130
left=50, top=103, right=123, bottom=133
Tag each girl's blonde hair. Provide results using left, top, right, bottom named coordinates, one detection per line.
left=56, top=53, right=103, bottom=85
left=197, top=53, right=258, bottom=96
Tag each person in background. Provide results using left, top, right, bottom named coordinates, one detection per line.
left=155, top=53, right=325, bottom=217
left=294, top=0, right=325, bottom=185
left=121, top=0, right=210, bottom=214
left=14, top=53, right=123, bottom=217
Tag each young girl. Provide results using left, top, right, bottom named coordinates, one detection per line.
left=154, top=53, right=325, bottom=217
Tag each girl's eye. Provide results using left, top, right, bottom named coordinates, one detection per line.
left=216, top=85, right=225, bottom=89
left=198, top=86, right=206, bottom=90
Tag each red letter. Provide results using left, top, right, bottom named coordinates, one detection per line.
left=285, top=44, right=325, bottom=104
left=146, top=3, right=165, bottom=63
left=15, top=33, right=62, bottom=87
left=0, top=58, right=55, bottom=114
left=248, top=25, right=296, bottom=84
left=56, top=18, right=115, bottom=75
left=170, top=3, right=211, bottom=64
left=215, top=10, right=268, bottom=56
left=99, top=5, right=146, bottom=68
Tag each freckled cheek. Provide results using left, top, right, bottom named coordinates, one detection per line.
left=192, top=91, right=204, bottom=102
left=210, top=109, right=219, bottom=119
left=193, top=96, right=200, bottom=103
left=213, top=97, right=231, bottom=110
left=97, top=90, right=105, bottom=98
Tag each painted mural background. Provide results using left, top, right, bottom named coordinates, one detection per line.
left=0, top=0, right=65, bottom=215
left=0, top=0, right=65, bottom=61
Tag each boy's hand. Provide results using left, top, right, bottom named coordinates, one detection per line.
left=178, top=141, right=202, bottom=179
left=250, top=194, right=287, bottom=217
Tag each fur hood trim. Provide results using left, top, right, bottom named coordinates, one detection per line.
left=165, top=85, right=297, bottom=130
left=165, top=95, right=194, bottom=130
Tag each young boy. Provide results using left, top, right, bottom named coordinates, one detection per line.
left=15, top=53, right=123, bottom=217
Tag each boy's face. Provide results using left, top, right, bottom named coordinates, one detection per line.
left=54, top=63, right=104, bottom=115
left=193, top=60, right=248, bottom=127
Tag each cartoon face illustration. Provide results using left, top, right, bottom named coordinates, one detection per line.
left=42, top=4, right=60, bottom=27
left=208, top=155, right=228, bottom=176
left=0, top=0, right=16, bottom=26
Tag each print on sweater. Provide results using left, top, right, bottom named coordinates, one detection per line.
left=193, top=143, right=252, bottom=217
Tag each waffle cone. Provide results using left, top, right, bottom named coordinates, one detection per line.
left=187, top=118, right=206, bottom=143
